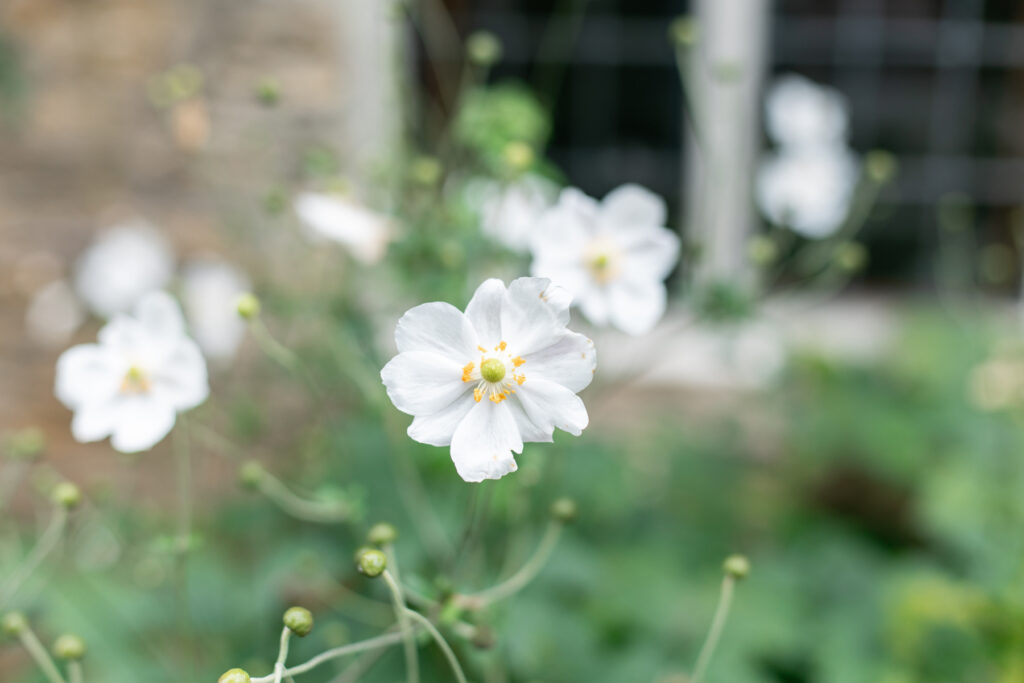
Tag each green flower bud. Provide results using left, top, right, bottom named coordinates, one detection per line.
left=256, top=78, right=281, bottom=106
left=51, top=482, right=81, bottom=509
left=550, top=497, right=577, bottom=524
left=834, top=241, right=868, bottom=272
left=502, top=141, right=534, bottom=173
left=668, top=16, right=698, bottom=46
left=357, top=548, right=387, bottom=578
left=865, top=150, right=897, bottom=184
left=283, top=606, right=314, bottom=637
left=2, top=612, right=27, bottom=636
left=52, top=634, right=86, bottom=661
left=746, top=235, right=778, bottom=266
left=236, top=293, right=261, bottom=320
left=263, top=187, right=287, bottom=215
left=410, top=156, right=443, bottom=187
left=367, top=522, right=397, bottom=546
left=238, top=461, right=264, bottom=489
left=723, top=554, right=750, bottom=580
left=218, top=669, right=252, bottom=683
left=465, top=31, right=503, bottom=67
left=6, top=428, right=45, bottom=460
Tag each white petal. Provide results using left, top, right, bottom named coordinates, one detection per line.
left=465, top=279, right=506, bottom=347
left=500, top=277, right=570, bottom=355
left=134, top=290, right=186, bottom=341
left=514, top=378, right=589, bottom=437
left=504, top=397, right=553, bottom=443
left=70, top=401, right=119, bottom=443
left=522, top=331, right=596, bottom=393
left=449, top=401, right=522, bottom=482
left=576, top=286, right=611, bottom=327
left=294, top=192, right=391, bottom=263
left=607, top=279, right=667, bottom=335
left=407, top=391, right=477, bottom=447
left=619, top=225, right=681, bottom=281
left=382, top=351, right=470, bottom=416
left=765, top=74, right=849, bottom=148
left=394, top=302, right=479, bottom=360
left=109, top=395, right=177, bottom=453
left=151, top=340, right=209, bottom=410
left=181, top=258, right=250, bottom=361
left=600, top=183, right=667, bottom=228
left=55, top=344, right=122, bottom=409
left=506, top=276, right=571, bottom=327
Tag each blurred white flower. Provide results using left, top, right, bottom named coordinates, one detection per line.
left=74, top=220, right=175, bottom=318
left=756, top=147, right=860, bottom=239
left=181, top=258, right=250, bottom=362
left=294, top=192, right=392, bottom=264
left=468, top=175, right=557, bottom=251
left=765, top=74, right=849, bottom=149
left=55, top=291, right=209, bottom=453
left=25, top=279, right=86, bottom=348
left=529, top=184, right=680, bottom=335
left=381, top=277, right=595, bottom=482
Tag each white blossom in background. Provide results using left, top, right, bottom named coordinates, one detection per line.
left=73, top=220, right=174, bottom=318
left=181, top=257, right=250, bottom=362
left=55, top=291, right=209, bottom=453
left=25, top=279, right=86, bottom=348
left=381, top=277, right=595, bottom=482
left=529, top=184, right=680, bottom=336
left=756, top=147, right=860, bottom=239
left=468, top=175, right=557, bottom=251
left=765, top=73, right=849, bottom=149
left=294, top=192, right=392, bottom=264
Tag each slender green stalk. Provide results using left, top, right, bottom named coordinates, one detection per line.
left=272, top=626, right=292, bottom=683
left=382, top=570, right=419, bottom=683
left=249, top=317, right=300, bottom=373
left=403, top=609, right=468, bottom=683
left=328, top=647, right=388, bottom=683
left=690, top=576, right=736, bottom=683
left=173, top=418, right=192, bottom=552
left=16, top=625, right=66, bottom=683
left=67, top=661, right=83, bottom=683
left=0, top=505, right=68, bottom=607
left=250, top=631, right=407, bottom=683
left=256, top=471, right=350, bottom=524
left=457, top=521, right=563, bottom=608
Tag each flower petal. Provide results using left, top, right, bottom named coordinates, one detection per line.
left=151, top=340, right=209, bottom=410
left=55, top=344, right=122, bottom=409
left=134, top=291, right=185, bottom=341
left=394, top=302, right=479, bottom=361
left=600, top=183, right=667, bottom=228
left=109, top=395, right=177, bottom=453
left=70, top=401, right=119, bottom=443
left=576, top=286, right=611, bottom=327
left=607, top=279, right=667, bottom=335
left=382, top=351, right=470, bottom=416
left=407, top=391, right=477, bottom=447
left=522, top=330, right=596, bottom=393
left=514, top=377, right=589, bottom=436
left=618, top=225, right=681, bottom=281
left=500, top=277, right=571, bottom=355
left=465, top=278, right=506, bottom=347
left=450, top=401, right=522, bottom=482
left=504, top=397, right=553, bottom=443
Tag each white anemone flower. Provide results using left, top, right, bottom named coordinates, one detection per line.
left=294, top=192, right=392, bottom=264
left=757, top=147, right=860, bottom=239
left=25, top=279, right=86, bottom=348
left=765, top=73, right=849, bottom=149
left=381, top=277, right=595, bottom=482
left=529, top=184, right=681, bottom=336
left=469, top=175, right=557, bottom=251
left=55, top=291, right=209, bottom=453
left=74, top=220, right=175, bottom=318
left=181, top=258, right=250, bottom=363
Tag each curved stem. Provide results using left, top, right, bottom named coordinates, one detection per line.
left=690, top=576, right=736, bottom=683
left=257, top=471, right=350, bottom=524
left=272, top=626, right=292, bottom=683
left=403, top=609, right=468, bottom=683
left=0, top=505, right=68, bottom=607
left=17, top=624, right=66, bottom=683
left=251, top=631, right=407, bottom=682
left=382, top=570, right=419, bottom=683
left=457, top=522, right=563, bottom=608
left=67, top=661, right=83, bottom=683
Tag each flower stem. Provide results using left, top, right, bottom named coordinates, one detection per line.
left=457, top=521, right=563, bottom=608
left=690, top=575, right=736, bottom=683
left=402, top=609, right=468, bottom=683
left=0, top=504, right=68, bottom=607
left=173, top=416, right=192, bottom=552
left=250, top=631, right=407, bottom=682
left=272, top=626, right=292, bottom=683
left=256, top=470, right=350, bottom=524
left=67, top=661, right=83, bottom=683
left=16, top=623, right=66, bottom=683
left=382, top=570, right=419, bottom=683
left=249, top=316, right=300, bottom=373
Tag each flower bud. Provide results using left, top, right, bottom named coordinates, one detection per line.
left=218, top=669, right=252, bottom=683
left=283, top=606, right=314, bottom=637
left=834, top=241, right=868, bottom=272
left=465, top=31, right=503, bottom=67
left=865, top=150, right=897, bottom=184
left=52, top=634, right=86, bottom=661
left=367, top=522, right=397, bottom=546
left=51, top=482, right=81, bottom=509
left=357, top=548, right=387, bottom=578
left=550, top=497, right=577, bottom=524
left=6, top=427, right=45, bottom=461
left=410, top=156, right=442, bottom=187
left=502, top=142, right=534, bottom=173
left=723, top=554, right=750, bottom=580
left=236, top=293, right=261, bottom=320
left=668, top=16, right=698, bottom=47
left=256, top=78, right=281, bottom=106
left=2, top=612, right=27, bottom=636
left=746, top=235, right=778, bottom=266
left=238, top=461, right=264, bottom=489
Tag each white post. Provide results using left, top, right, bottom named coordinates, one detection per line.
left=685, top=0, right=772, bottom=288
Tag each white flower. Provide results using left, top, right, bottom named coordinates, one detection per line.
left=25, top=279, right=86, bottom=348
left=468, top=175, right=557, bottom=251
left=55, top=291, right=209, bottom=453
left=765, top=74, right=849, bottom=149
left=529, top=184, right=681, bottom=335
left=181, top=257, right=250, bottom=362
left=73, top=220, right=175, bottom=318
left=294, top=192, right=392, bottom=264
left=380, top=277, right=595, bottom=482
left=756, top=147, right=860, bottom=239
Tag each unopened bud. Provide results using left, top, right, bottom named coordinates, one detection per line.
left=550, top=497, right=577, bottom=523
left=51, top=482, right=80, bottom=509
left=865, top=150, right=897, bottom=184
left=357, top=548, right=387, bottom=578
left=502, top=142, right=534, bottom=173
left=2, top=612, right=27, bottom=636
left=283, top=606, right=314, bottom=637
left=52, top=634, right=86, bottom=661
left=747, top=235, right=778, bottom=266
left=256, top=78, right=281, bottom=106
left=218, top=669, right=252, bottom=683
left=239, top=461, right=264, bottom=489
left=236, top=293, right=261, bottom=320
left=367, top=522, right=397, bottom=546
left=466, top=31, right=503, bottom=67
left=6, top=428, right=44, bottom=460
left=834, top=241, right=868, bottom=272
left=410, top=156, right=442, bottom=187
left=669, top=16, right=698, bottom=46
left=723, top=554, right=750, bottom=580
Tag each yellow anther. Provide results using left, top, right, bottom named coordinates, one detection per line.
left=512, top=356, right=525, bottom=367
left=473, top=387, right=484, bottom=402
left=120, top=366, right=151, bottom=395
left=497, top=341, right=507, bottom=351
left=515, top=374, right=525, bottom=385
left=477, top=345, right=487, bottom=353
left=461, top=362, right=475, bottom=383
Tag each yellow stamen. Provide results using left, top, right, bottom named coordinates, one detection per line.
left=473, top=387, right=484, bottom=402
left=512, top=356, right=525, bottom=367
left=496, top=341, right=507, bottom=351
left=120, top=366, right=151, bottom=395
left=461, top=362, right=475, bottom=383
left=477, top=345, right=487, bottom=353
left=515, top=374, right=525, bottom=385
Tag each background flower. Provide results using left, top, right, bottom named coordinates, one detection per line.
left=181, top=257, right=250, bottom=363
left=765, top=73, right=849, bottom=149
left=467, top=174, right=557, bottom=251
left=756, top=147, right=860, bottom=239
left=294, top=192, right=393, bottom=264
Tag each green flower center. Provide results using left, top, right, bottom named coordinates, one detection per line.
left=120, top=365, right=151, bottom=395
left=480, top=358, right=506, bottom=383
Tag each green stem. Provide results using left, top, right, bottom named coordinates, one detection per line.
left=173, top=417, right=192, bottom=552
left=690, top=576, right=736, bottom=683
left=17, top=625, right=66, bottom=683
left=382, top=570, right=419, bottom=683
left=67, top=661, right=83, bottom=683
left=256, top=471, right=350, bottom=524
left=0, top=504, right=67, bottom=607
left=251, top=631, right=407, bottom=683
left=403, top=609, right=468, bottom=683
left=458, top=521, right=563, bottom=608
left=249, top=317, right=300, bottom=373
left=272, top=626, right=292, bottom=683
